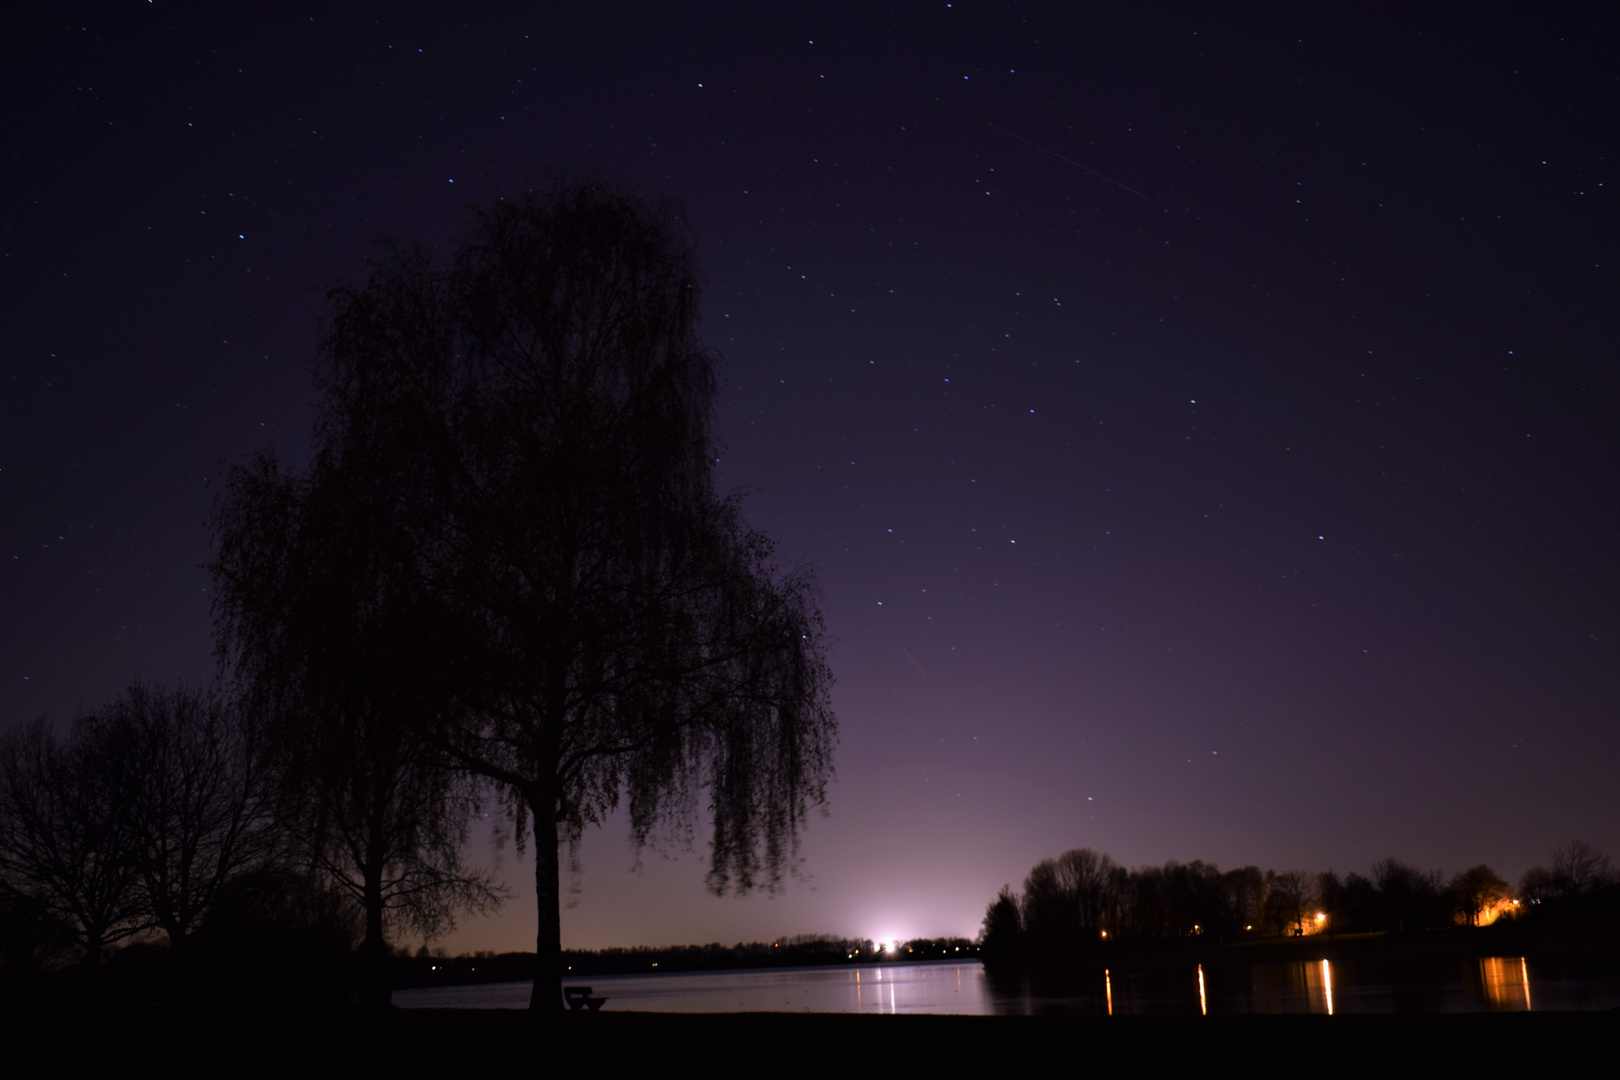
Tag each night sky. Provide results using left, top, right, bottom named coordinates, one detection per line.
left=4, top=3, right=1615, bottom=952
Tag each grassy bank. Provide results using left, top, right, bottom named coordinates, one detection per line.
left=4, top=1007, right=1615, bottom=1077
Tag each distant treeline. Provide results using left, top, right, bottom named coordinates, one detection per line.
left=397, top=935, right=980, bottom=988
left=982, top=842, right=1620, bottom=971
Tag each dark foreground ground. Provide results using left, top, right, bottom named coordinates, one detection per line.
left=4, top=1008, right=1616, bottom=1078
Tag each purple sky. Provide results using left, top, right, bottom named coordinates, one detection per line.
left=4, top=3, right=1615, bottom=952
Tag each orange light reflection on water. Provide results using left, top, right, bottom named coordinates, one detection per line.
left=1197, top=964, right=1207, bottom=1016
left=1479, top=956, right=1532, bottom=1011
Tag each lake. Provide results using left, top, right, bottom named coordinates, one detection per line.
left=395, top=955, right=1620, bottom=1014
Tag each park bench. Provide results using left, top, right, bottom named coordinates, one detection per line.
left=564, top=986, right=607, bottom=1011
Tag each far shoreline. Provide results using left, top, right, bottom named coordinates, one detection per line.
left=398, top=925, right=1620, bottom=990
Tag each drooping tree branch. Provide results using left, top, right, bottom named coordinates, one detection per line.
left=298, top=180, right=838, bottom=1011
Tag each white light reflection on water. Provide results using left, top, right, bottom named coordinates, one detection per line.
left=1252, top=959, right=1336, bottom=1014
left=396, top=955, right=1620, bottom=1014
left=397, top=961, right=996, bottom=1014
left=1302, top=959, right=1333, bottom=1015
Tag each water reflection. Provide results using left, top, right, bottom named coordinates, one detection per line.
left=396, top=953, right=1620, bottom=1015
left=1249, top=960, right=1336, bottom=1015
left=1479, top=957, right=1532, bottom=1011
left=400, top=962, right=995, bottom=1014
left=853, top=966, right=906, bottom=1014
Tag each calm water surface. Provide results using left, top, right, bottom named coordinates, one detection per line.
left=395, top=956, right=1620, bottom=1014
left=398, top=962, right=990, bottom=1013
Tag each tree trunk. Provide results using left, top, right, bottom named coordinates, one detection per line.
left=166, top=927, right=190, bottom=1005
left=82, top=931, right=104, bottom=1004
left=529, top=788, right=563, bottom=1013
left=361, top=857, right=391, bottom=1008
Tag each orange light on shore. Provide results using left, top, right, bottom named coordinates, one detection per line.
left=1473, top=896, right=1522, bottom=927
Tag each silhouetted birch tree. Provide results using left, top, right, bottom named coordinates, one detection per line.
left=304, top=180, right=837, bottom=1011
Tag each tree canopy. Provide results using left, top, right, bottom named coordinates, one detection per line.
left=0, top=716, right=144, bottom=994
left=231, top=179, right=837, bottom=1010
left=212, top=430, right=504, bottom=1006
left=102, top=682, right=278, bottom=999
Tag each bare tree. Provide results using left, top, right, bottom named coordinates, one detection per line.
left=1372, top=857, right=1445, bottom=932
left=1266, top=870, right=1311, bottom=935
left=1223, top=865, right=1267, bottom=933
left=1551, top=841, right=1612, bottom=894
left=0, top=717, right=145, bottom=996
left=1316, top=870, right=1343, bottom=935
left=304, top=180, right=838, bottom=1011
left=1518, top=864, right=1560, bottom=902
left=1448, top=864, right=1510, bottom=926
left=101, top=682, right=279, bottom=999
left=1021, top=848, right=1119, bottom=950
